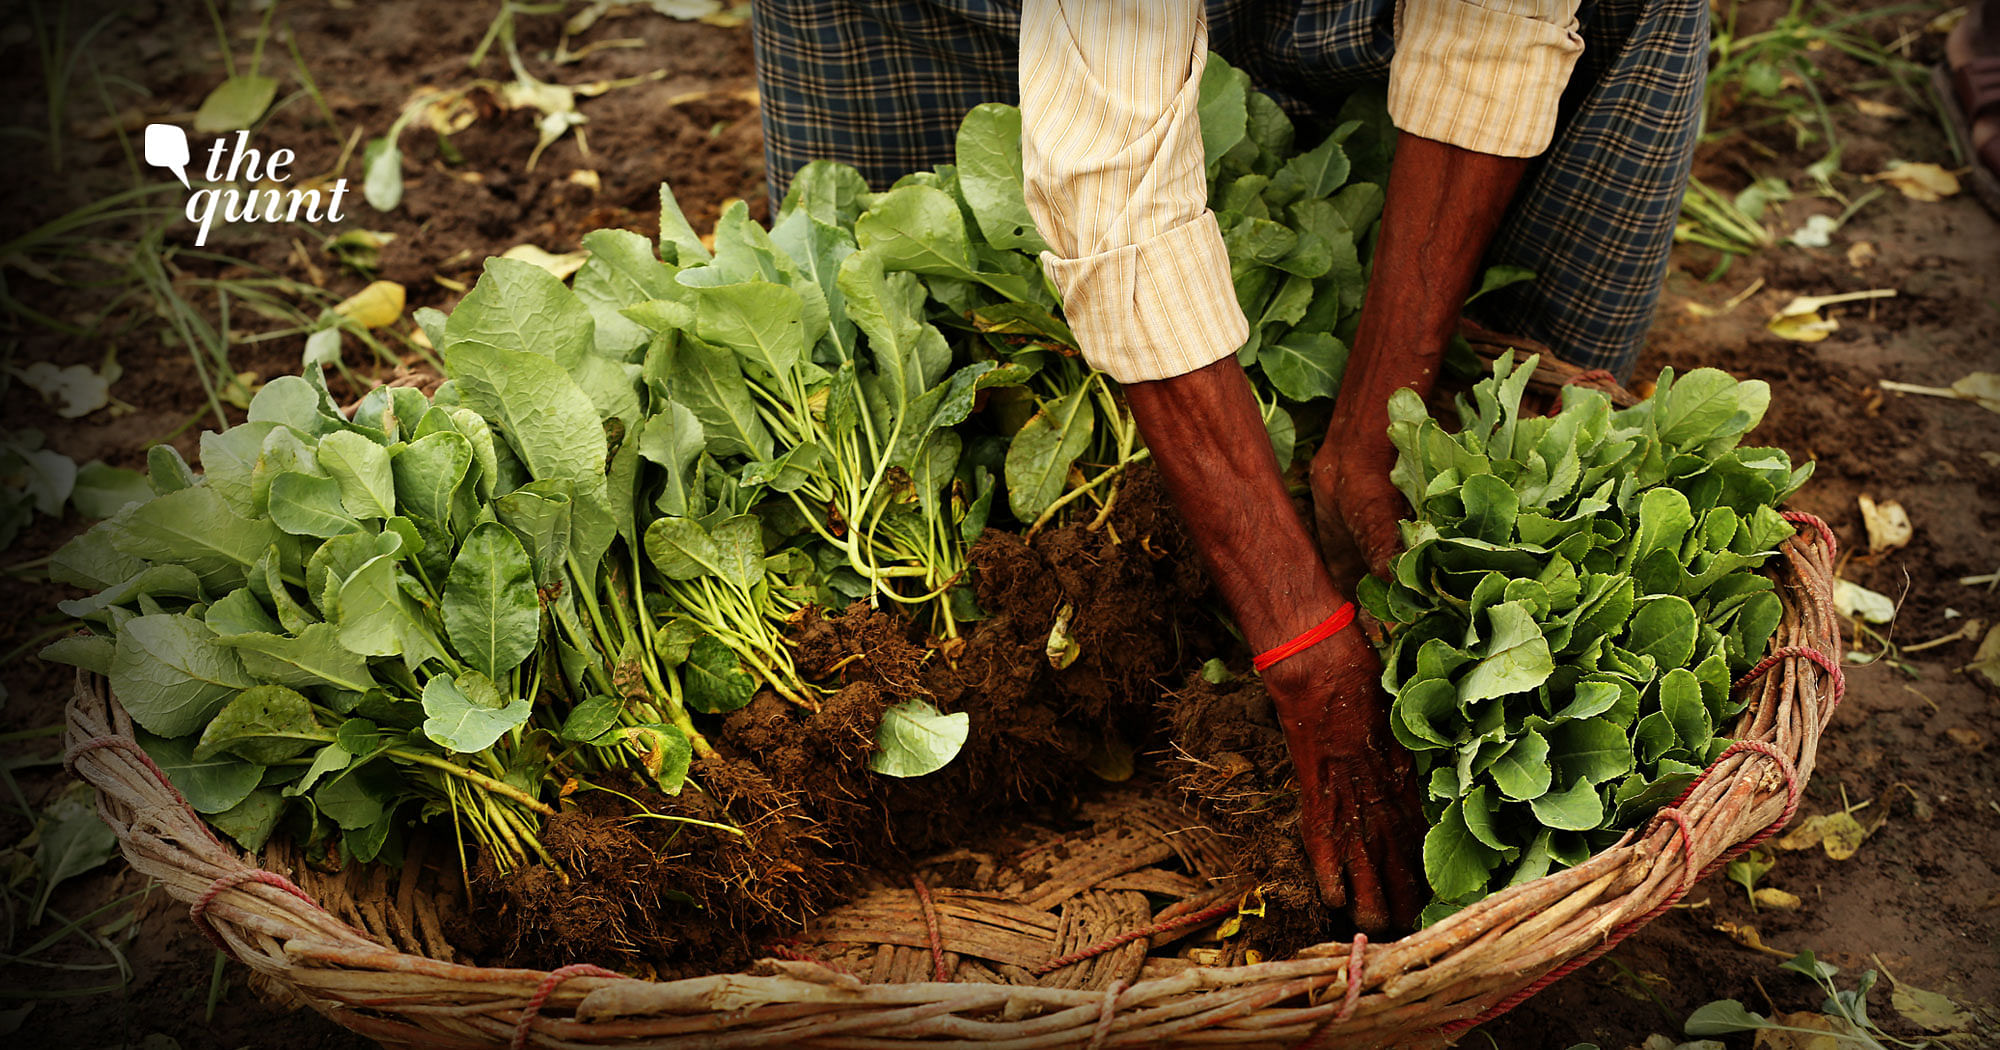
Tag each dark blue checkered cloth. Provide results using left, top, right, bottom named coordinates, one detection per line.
left=749, top=0, right=1705, bottom=378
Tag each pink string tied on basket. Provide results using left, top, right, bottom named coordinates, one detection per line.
left=1288, top=932, right=1369, bottom=1050
left=1733, top=643, right=1845, bottom=706
left=510, top=963, right=622, bottom=1050
left=1088, top=979, right=1127, bottom=1050
left=189, top=869, right=319, bottom=958
left=911, top=875, right=949, bottom=982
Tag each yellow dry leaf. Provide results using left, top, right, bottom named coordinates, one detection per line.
left=1866, top=161, right=1961, bottom=202
left=1715, top=921, right=1794, bottom=957
left=1776, top=814, right=1829, bottom=851
left=1892, top=978, right=1973, bottom=1032
left=1818, top=810, right=1868, bottom=860
left=1856, top=494, right=1913, bottom=552
left=1980, top=451, right=2000, bottom=467
left=1845, top=241, right=1876, bottom=268
left=1962, top=624, right=2000, bottom=688
left=1951, top=372, right=2000, bottom=412
left=333, top=280, right=406, bottom=328
left=1852, top=98, right=1907, bottom=118
left=1766, top=289, right=1896, bottom=343
left=500, top=244, right=591, bottom=281
left=1752, top=887, right=1803, bottom=910
left=568, top=169, right=602, bottom=192
left=1945, top=727, right=1984, bottom=749
left=1754, top=1011, right=1853, bottom=1050
left=1833, top=579, right=1896, bottom=624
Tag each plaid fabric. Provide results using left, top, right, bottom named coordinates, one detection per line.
left=749, top=0, right=1705, bottom=378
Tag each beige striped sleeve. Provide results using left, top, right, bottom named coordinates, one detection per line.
left=1019, top=0, right=1247, bottom=384
left=1388, top=0, right=1585, bottom=158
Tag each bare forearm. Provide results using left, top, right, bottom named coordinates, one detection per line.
left=1335, top=135, right=1532, bottom=439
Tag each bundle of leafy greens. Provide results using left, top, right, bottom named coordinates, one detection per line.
left=45, top=57, right=1400, bottom=872
left=1357, top=355, right=1811, bottom=923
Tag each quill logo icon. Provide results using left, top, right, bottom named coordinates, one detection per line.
left=143, top=124, right=351, bottom=246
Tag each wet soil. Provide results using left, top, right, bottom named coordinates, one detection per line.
left=1, top=1, right=1995, bottom=1048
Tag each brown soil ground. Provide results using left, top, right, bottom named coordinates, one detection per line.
left=1, top=1, right=1995, bottom=1048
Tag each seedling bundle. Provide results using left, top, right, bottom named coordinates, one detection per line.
left=53, top=56, right=1816, bottom=997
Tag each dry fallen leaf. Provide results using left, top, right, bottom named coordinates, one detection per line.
left=6, top=361, right=112, bottom=419
left=1833, top=578, right=1896, bottom=623
left=1878, top=372, right=2000, bottom=414
left=1776, top=813, right=1831, bottom=850
left=1845, top=241, right=1876, bottom=268
left=500, top=244, right=591, bottom=281
left=1866, top=161, right=1962, bottom=201
left=1890, top=976, right=1973, bottom=1032
left=1715, top=920, right=1794, bottom=957
left=1962, top=625, right=2000, bottom=688
left=1752, top=887, right=1803, bottom=911
left=1856, top=494, right=1913, bottom=552
left=333, top=280, right=406, bottom=329
left=1817, top=810, right=1868, bottom=860
left=1766, top=289, right=1897, bottom=343
left=1852, top=97, right=1907, bottom=118
left=1944, top=727, right=1985, bottom=750
left=1754, top=1011, right=1855, bottom=1050
left=568, top=169, right=602, bottom=192
left=1980, top=451, right=2000, bottom=467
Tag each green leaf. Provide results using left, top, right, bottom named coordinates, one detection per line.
left=442, top=522, right=541, bottom=679
left=1422, top=799, right=1500, bottom=899
left=314, top=759, right=400, bottom=830
left=644, top=516, right=724, bottom=582
left=28, top=787, right=119, bottom=925
left=1196, top=55, right=1250, bottom=172
left=1487, top=729, right=1553, bottom=801
left=682, top=636, right=756, bottom=714
left=69, top=462, right=151, bottom=519
left=661, top=337, right=774, bottom=461
left=363, top=136, right=403, bottom=212
left=39, top=634, right=115, bottom=675
left=868, top=699, right=970, bottom=778
left=954, top=103, right=1047, bottom=252
left=194, top=74, right=277, bottom=132
left=335, top=555, right=447, bottom=669
left=444, top=257, right=595, bottom=370
left=658, top=181, right=712, bottom=265
left=392, top=431, right=473, bottom=524
left=1266, top=131, right=1351, bottom=205
left=420, top=673, right=531, bottom=754
left=268, top=471, right=361, bottom=537
left=1004, top=382, right=1094, bottom=520
left=207, top=787, right=286, bottom=852
left=853, top=184, right=976, bottom=279
left=195, top=685, right=322, bottom=764
left=1550, top=717, right=1635, bottom=787
left=1682, top=1000, right=1773, bottom=1036
left=1528, top=777, right=1605, bottom=831
left=443, top=344, right=607, bottom=487
left=215, top=623, right=376, bottom=694
left=1627, top=595, right=1699, bottom=669
left=1257, top=332, right=1347, bottom=402
left=560, top=696, right=624, bottom=744
left=110, top=614, right=254, bottom=737
left=688, top=280, right=809, bottom=384
left=618, top=723, right=693, bottom=794
left=1459, top=601, right=1554, bottom=702
left=105, top=485, right=278, bottom=592
left=136, top=729, right=261, bottom=813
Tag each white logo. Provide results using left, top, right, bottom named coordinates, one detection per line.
left=144, top=124, right=351, bottom=246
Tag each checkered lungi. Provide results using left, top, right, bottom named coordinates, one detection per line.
left=749, top=0, right=1706, bottom=379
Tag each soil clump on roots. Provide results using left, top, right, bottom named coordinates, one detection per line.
left=477, top=466, right=1255, bottom=972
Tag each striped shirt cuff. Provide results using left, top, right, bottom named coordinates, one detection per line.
left=1039, top=210, right=1249, bottom=384
left=1388, top=0, right=1585, bottom=158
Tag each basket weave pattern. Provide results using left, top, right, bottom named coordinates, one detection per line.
left=63, top=524, right=1840, bottom=1050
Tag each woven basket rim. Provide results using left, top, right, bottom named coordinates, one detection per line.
left=62, top=522, right=1842, bottom=1050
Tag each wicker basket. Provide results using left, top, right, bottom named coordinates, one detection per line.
left=63, top=517, right=1841, bottom=1050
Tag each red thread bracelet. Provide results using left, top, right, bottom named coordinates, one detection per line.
left=1252, top=602, right=1356, bottom=671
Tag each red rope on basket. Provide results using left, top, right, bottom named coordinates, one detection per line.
left=1288, top=933, right=1369, bottom=1050
left=63, top=736, right=225, bottom=851
left=911, top=876, right=948, bottom=982
left=1733, top=644, right=1845, bottom=706
left=1437, top=739, right=1803, bottom=1037
left=1089, top=979, right=1127, bottom=1050
left=511, top=963, right=622, bottom=1050
left=189, top=869, right=319, bottom=956
left=1781, top=509, right=1837, bottom=563
left=1253, top=603, right=1356, bottom=672
left=1030, top=897, right=1237, bottom=977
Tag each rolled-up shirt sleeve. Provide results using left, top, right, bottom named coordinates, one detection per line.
left=1389, top=0, right=1585, bottom=158
left=1019, top=0, right=1247, bottom=384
